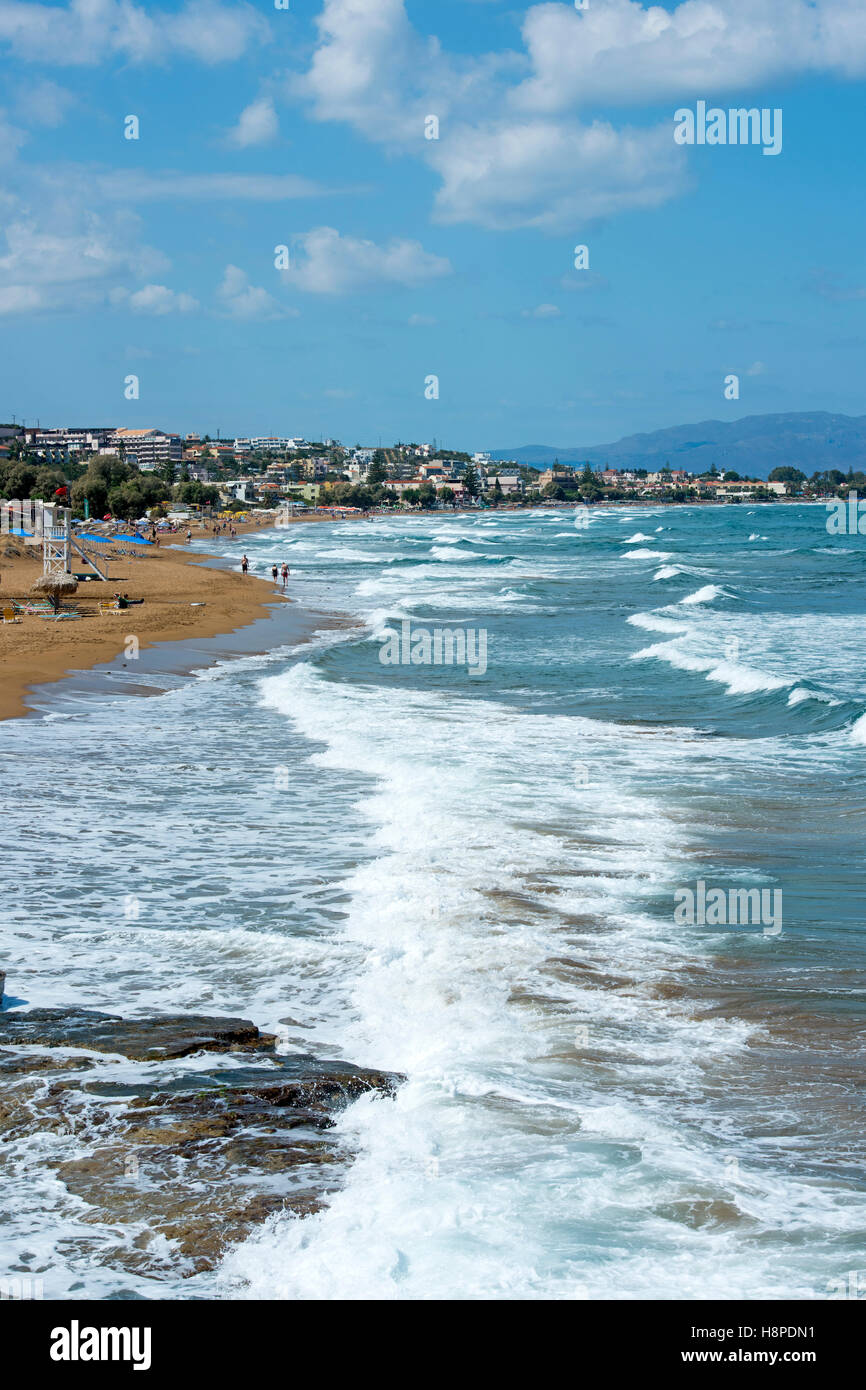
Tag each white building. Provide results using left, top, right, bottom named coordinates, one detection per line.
left=112, top=429, right=182, bottom=472
left=24, top=426, right=114, bottom=462
left=488, top=472, right=524, bottom=495
left=248, top=437, right=294, bottom=453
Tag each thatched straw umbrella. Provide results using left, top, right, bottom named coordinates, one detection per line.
left=31, top=574, right=78, bottom=613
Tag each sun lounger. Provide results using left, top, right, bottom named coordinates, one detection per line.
left=14, top=600, right=53, bottom=614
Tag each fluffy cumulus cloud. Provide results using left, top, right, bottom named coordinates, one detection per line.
left=514, top=0, right=866, bottom=112
left=428, top=116, right=683, bottom=231
left=289, top=0, right=866, bottom=231
left=112, top=283, right=199, bottom=315
left=0, top=0, right=268, bottom=66
left=14, top=78, right=76, bottom=127
left=226, top=96, right=279, bottom=148
left=286, top=226, right=452, bottom=295
left=0, top=109, right=27, bottom=162
left=217, top=264, right=290, bottom=319
left=0, top=205, right=169, bottom=314
left=522, top=303, right=561, bottom=319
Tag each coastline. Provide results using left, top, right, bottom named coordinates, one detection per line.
left=0, top=517, right=348, bottom=723
left=0, top=497, right=802, bottom=724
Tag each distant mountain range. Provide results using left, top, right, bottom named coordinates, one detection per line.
left=491, top=412, right=866, bottom=480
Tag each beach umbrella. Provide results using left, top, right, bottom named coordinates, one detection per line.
left=31, top=574, right=78, bottom=613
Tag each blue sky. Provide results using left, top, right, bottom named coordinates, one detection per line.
left=1, top=0, right=865, bottom=451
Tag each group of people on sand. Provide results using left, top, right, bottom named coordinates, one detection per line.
left=181, top=523, right=239, bottom=542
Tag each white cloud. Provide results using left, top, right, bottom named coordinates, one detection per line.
left=292, top=0, right=684, bottom=231
left=217, top=263, right=291, bottom=319
left=0, top=109, right=27, bottom=161
left=746, top=360, right=767, bottom=376
left=14, top=78, right=75, bottom=127
left=0, top=283, right=42, bottom=313
left=286, top=226, right=451, bottom=295
left=289, top=0, right=866, bottom=232
left=514, top=0, right=866, bottom=113
left=428, top=116, right=683, bottom=230
left=0, top=0, right=268, bottom=66
left=227, top=96, right=279, bottom=148
left=408, top=313, right=436, bottom=325
left=560, top=271, right=609, bottom=292
left=0, top=207, right=169, bottom=313
left=522, top=303, right=561, bottom=318
left=86, top=170, right=327, bottom=202
left=807, top=268, right=866, bottom=302
left=112, top=283, right=199, bottom=315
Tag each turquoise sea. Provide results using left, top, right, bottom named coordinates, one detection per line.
left=2, top=501, right=865, bottom=1298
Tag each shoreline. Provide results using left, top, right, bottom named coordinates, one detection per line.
left=0, top=517, right=348, bottom=723
left=0, top=497, right=811, bottom=724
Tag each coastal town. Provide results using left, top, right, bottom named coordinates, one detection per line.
left=0, top=422, right=852, bottom=522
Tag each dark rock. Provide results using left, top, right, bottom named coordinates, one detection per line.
left=0, top=1009, right=405, bottom=1275
left=0, top=1007, right=277, bottom=1060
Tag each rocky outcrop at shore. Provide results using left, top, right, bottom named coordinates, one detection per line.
left=0, top=1005, right=403, bottom=1276
left=0, top=1007, right=278, bottom=1060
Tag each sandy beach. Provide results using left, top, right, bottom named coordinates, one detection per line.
left=0, top=517, right=285, bottom=722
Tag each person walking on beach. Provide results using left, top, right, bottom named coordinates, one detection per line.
left=271, top=564, right=279, bottom=584
left=280, top=563, right=289, bottom=588
left=241, top=555, right=249, bottom=575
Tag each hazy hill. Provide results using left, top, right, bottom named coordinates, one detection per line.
left=491, top=412, right=866, bottom=479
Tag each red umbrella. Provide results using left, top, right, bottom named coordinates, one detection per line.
left=103, top=513, right=112, bottom=521
left=54, top=486, right=68, bottom=496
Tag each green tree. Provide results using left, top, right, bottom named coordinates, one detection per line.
left=174, top=480, right=221, bottom=509
left=768, top=466, right=806, bottom=484
left=30, top=466, right=68, bottom=500
left=367, top=451, right=388, bottom=486
left=462, top=463, right=480, bottom=498
left=1, top=460, right=38, bottom=498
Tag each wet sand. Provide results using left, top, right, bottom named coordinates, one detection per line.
left=0, top=522, right=317, bottom=722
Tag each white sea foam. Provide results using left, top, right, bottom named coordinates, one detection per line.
left=210, top=661, right=864, bottom=1300
left=627, top=612, right=690, bottom=635
left=619, top=549, right=673, bottom=560
left=631, top=639, right=791, bottom=695
left=314, top=548, right=404, bottom=563
left=430, top=545, right=483, bottom=561
left=678, top=584, right=730, bottom=605
left=787, top=687, right=841, bottom=708
left=850, top=712, right=866, bottom=744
